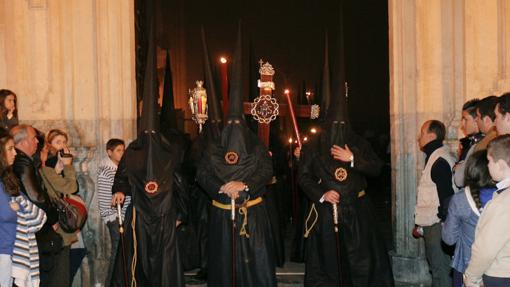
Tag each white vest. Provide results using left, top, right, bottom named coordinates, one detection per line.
left=415, top=145, right=457, bottom=226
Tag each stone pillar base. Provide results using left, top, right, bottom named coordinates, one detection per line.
left=391, top=251, right=431, bottom=285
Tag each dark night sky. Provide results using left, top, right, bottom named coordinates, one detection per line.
left=157, top=0, right=389, bottom=137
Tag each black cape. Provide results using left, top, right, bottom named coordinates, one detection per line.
left=196, top=127, right=277, bottom=287
left=111, top=133, right=188, bottom=287
left=298, top=127, right=394, bottom=287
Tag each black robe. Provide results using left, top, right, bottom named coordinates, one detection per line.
left=197, top=140, right=277, bottom=287
left=265, top=137, right=290, bottom=267
left=180, top=131, right=213, bottom=272
left=299, top=130, right=394, bottom=287
left=111, top=134, right=188, bottom=287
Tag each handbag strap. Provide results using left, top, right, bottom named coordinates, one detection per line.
left=39, top=167, right=64, bottom=203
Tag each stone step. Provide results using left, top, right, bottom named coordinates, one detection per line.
left=185, top=276, right=428, bottom=287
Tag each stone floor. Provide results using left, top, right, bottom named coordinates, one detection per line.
left=184, top=272, right=430, bottom=287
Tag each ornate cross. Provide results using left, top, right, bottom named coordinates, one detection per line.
left=242, top=60, right=319, bottom=147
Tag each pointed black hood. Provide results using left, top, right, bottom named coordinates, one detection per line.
left=208, top=22, right=262, bottom=184
left=201, top=28, right=222, bottom=126
left=200, top=27, right=222, bottom=142
left=328, top=1, right=348, bottom=125
left=128, top=0, right=177, bottom=199
left=160, top=50, right=178, bottom=130
left=220, top=23, right=258, bottom=153
left=321, top=5, right=350, bottom=148
left=227, top=23, right=244, bottom=121
left=160, top=50, right=188, bottom=151
left=319, top=32, right=331, bottom=122
left=140, top=16, right=159, bottom=134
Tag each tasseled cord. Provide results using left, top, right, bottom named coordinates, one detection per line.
left=131, top=208, right=137, bottom=287
left=304, top=203, right=319, bottom=238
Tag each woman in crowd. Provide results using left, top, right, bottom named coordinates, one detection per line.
left=442, top=150, right=497, bottom=287
left=0, top=131, right=46, bottom=287
left=0, top=89, right=19, bottom=131
left=40, top=128, right=85, bottom=285
left=0, top=132, right=19, bottom=287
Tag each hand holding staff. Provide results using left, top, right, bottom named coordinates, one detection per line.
left=333, top=203, right=339, bottom=232
left=117, top=203, right=124, bottom=234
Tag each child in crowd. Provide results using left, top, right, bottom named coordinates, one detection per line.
left=0, top=89, right=18, bottom=131
left=97, top=138, right=130, bottom=285
left=464, top=135, right=510, bottom=287
left=442, top=150, right=496, bottom=287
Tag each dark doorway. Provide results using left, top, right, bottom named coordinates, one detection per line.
left=137, top=0, right=392, bottom=282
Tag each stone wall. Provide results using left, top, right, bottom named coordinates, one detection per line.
left=389, top=0, right=510, bottom=284
left=0, top=1, right=137, bottom=286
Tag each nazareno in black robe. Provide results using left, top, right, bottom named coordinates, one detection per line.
left=110, top=132, right=188, bottom=287
left=265, top=131, right=290, bottom=267
left=298, top=123, right=394, bottom=287
left=180, top=121, right=221, bottom=273
left=196, top=122, right=277, bottom=287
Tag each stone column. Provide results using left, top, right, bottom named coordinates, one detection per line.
left=389, top=0, right=510, bottom=284
left=0, top=1, right=136, bottom=286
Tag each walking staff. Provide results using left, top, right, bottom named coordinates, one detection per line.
left=332, top=203, right=343, bottom=287
left=117, top=203, right=128, bottom=287
left=231, top=198, right=236, bottom=287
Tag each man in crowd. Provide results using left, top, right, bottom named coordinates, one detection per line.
left=415, top=120, right=456, bottom=287
left=474, top=96, right=499, bottom=151
left=494, top=92, right=510, bottom=135
left=453, top=99, right=484, bottom=187
left=11, top=124, right=69, bottom=286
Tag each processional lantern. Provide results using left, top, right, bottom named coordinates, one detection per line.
left=188, top=80, right=208, bottom=132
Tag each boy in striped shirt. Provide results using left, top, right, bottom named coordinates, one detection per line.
left=97, top=138, right=130, bottom=285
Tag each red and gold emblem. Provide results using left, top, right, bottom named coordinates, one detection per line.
left=144, top=181, right=159, bottom=194
left=334, top=167, right=348, bottom=182
left=225, top=151, right=239, bottom=165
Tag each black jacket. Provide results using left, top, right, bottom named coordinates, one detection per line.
left=12, top=149, right=58, bottom=227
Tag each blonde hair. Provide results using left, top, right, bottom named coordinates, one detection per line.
left=46, top=129, right=68, bottom=153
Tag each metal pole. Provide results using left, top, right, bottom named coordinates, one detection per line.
left=117, top=204, right=129, bottom=287
left=333, top=203, right=343, bottom=287
left=231, top=198, right=236, bottom=287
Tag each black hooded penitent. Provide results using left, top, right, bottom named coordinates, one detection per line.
left=196, top=22, right=277, bottom=287
left=111, top=1, right=187, bottom=285
left=297, top=3, right=394, bottom=286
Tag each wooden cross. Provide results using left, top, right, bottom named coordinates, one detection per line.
left=243, top=60, right=319, bottom=147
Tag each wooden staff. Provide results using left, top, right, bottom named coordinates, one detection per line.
left=117, top=204, right=129, bottom=287
left=332, top=203, right=343, bottom=287
left=231, top=198, right=236, bottom=287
